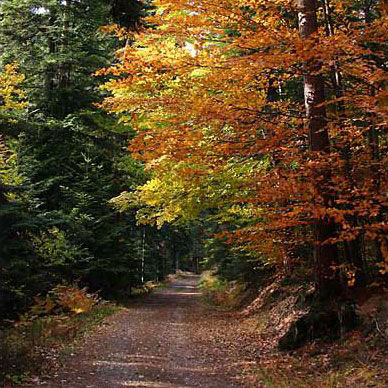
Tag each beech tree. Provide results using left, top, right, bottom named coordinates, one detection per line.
left=297, top=0, right=339, bottom=298
left=101, top=0, right=387, bottom=298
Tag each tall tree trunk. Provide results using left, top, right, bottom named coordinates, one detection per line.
left=322, top=0, right=366, bottom=288
left=141, top=227, right=146, bottom=283
left=297, top=0, right=340, bottom=299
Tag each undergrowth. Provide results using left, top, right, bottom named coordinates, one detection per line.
left=249, top=331, right=387, bottom=387
left=131, top=281, right=165, bottom=296
left=200, top=271, right=387, bottom=387
left=199, top=270, right=248, bottom=310
left=0, top=277, right=175, bottom=385
left=0, top=285, right=120, bottom=385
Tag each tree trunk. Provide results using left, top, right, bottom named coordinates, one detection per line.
left=322, top=0, right=366, bottom=288
left=297, top=0, right=340, bottom=299
left=141, top=227, right=146, bottom=283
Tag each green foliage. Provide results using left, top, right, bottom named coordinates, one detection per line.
left=202, top=231, right=265, bottom=283
left=0, top=0, right=188, bottom=323
left=0, top=0, right=115, bottom=117
left=199, top=271, right=247, bottom=309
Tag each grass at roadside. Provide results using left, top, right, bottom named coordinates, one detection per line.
left=198, top=270, right=249, bottom=310
left=0, top=301, right=120, bottom=385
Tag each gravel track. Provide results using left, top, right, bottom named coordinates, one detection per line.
left=34, top=274, right=257, bottom=388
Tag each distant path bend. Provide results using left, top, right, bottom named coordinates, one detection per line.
left=37, top=274, right=257, bottom=387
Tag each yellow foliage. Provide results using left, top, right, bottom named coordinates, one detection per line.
left=0, top=63, right=27, bottom=111
left=30, top=296, right=56, bottom=315
left=100, top=0, right=388, bottom=269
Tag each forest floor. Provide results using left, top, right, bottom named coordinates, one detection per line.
left=23, top=274, right=261, bottom=387
left=18, top=273, right=387, bottom=388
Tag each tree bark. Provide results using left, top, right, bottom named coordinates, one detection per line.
left=297, top=0, right=340, bottom=299
left=322, top=0, right=366, bottom=288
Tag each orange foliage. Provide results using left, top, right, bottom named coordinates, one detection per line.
left=100, top=0, right=387, bottom=281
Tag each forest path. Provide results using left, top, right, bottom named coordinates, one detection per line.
left=38, top=274, right=259, bottom=387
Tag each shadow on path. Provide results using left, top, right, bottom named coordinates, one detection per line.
left=36, top=274, right=244, bottom=388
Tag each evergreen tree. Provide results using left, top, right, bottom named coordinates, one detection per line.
left=0, top=0, right=114, bottom=117
left=0, top=0, right=185, bottom=317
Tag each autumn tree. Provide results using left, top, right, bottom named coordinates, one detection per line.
left=0, top=62, right=26, bottom=213
left=101, top=0, right=387, bottom=299
left=297, top=0, right=340, bottom=298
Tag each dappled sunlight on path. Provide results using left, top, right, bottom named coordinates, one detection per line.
left=33, top=275, right=250, bottom=387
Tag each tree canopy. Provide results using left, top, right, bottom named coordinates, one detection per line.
left=0, top=0, right=386, bottom=351
left=100, top=0, right=387, bottom=295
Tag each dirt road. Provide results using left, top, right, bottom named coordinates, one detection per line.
left=35, top=274, right=259, bottom=388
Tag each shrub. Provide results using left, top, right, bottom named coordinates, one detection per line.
left=29, top=284, right=99, bottom=317
left=199, top=271, right=247, bottom=309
